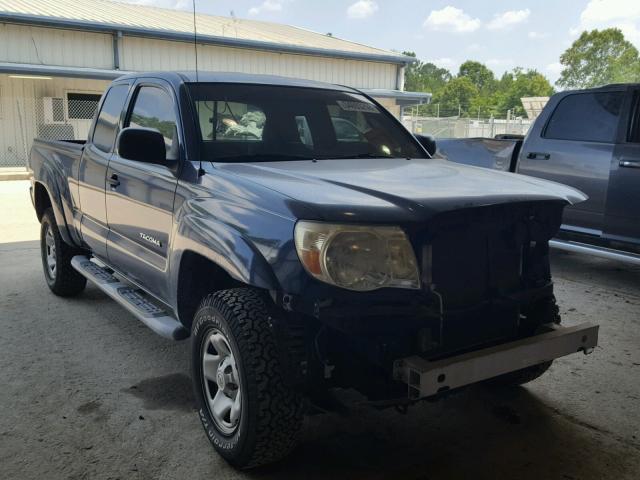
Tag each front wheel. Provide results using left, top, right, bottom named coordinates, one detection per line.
left=191, top=288, right=303, bottom=469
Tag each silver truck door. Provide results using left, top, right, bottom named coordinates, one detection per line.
left=605, top=89, right=640, bottom=249
left=518, top=90, right=625, bottom=236
left=105, top=82, right=180, bottom=301
left=77, top=84, right=129, bottom=260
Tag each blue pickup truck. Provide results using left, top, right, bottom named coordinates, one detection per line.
left=29, top=71, right=598, bottom=469
left=434, top=83, right=640, bottom=265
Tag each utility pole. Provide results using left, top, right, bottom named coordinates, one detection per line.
left=458, top=104, right=461, bottom=117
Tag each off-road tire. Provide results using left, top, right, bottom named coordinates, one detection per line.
left=191, top=288, right=304, bottom=469
left=487, top=295, right=561, bottom=387
left=40, top=208, right=87, bottom=297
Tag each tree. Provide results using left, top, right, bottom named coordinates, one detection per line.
left=457, top=60, right=497, bottom=94
left=403, top=51, right=452, bottom=94
left=434, top=77, right=478, bottom=116
left=497, top=68, right=554, bottom=116
left=557, top=28, right=640, bottom=89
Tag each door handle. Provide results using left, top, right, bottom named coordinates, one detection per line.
left=619, top=160, right=640, bottom=168
left=107, top=174, right=120, bottom=188
left=526, top=152, right=551, bottom=160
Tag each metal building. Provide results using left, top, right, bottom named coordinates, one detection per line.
left=0, top=0, right=430, bottom=168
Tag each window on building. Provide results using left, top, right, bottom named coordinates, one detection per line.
left=67, top=93, right=102, bottom=120
left=544, top=91, right=625, bottom=143
left=92, top=84, right=129, bottom=153
left=126, top=86, right=179, bottom=161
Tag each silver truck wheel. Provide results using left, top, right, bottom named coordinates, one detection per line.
left=202, top=329, right=242, bottom=435
left=191, top=288, right=304, bottom=469
left=44, top=223, right=57, bottom=280
left=40, top=208, right=87, bottom=297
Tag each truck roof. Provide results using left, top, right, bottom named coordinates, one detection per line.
left=113, top=71, right=359, bottom=93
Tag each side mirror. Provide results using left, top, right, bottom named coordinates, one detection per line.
left=117, top=127, right=167, bottom=164
left=415, top=134, right=437, bottom=157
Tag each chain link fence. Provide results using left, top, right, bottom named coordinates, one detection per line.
left=1, top=94, right=100, bottom=168
left=401, top=115, right=535, bottom=139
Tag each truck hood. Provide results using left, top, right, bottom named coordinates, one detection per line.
left=214, top=158, right=587, bottom=223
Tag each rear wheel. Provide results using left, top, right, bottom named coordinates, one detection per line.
left=40, top=208, right=86, bottom=297
left=191, top=288, right=303, bottom=469
left=487, top=295, right=561, bottom=387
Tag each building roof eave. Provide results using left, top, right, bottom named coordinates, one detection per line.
left=0, top=62, right=129, bottom=80
left=0, top=12, right=416, bottom=66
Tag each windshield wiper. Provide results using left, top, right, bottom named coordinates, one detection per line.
left=318, top=153, right=392, bottom=160
left=213, top=153, right=313, bottom=162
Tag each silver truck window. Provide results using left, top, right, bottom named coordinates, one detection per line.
left=93, top=84, right=129, bottom=153
left=544, top=91, right=624, bottom=143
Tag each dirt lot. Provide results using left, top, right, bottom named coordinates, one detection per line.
left=1, top=180, right=639, bottom=480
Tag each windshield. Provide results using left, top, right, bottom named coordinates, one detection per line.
left=187, top=83, right=426, bottom=162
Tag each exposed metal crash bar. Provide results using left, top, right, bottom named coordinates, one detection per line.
left=550, top=239, right=640, bottom=266
left=393, top=323, right=599, bottom=400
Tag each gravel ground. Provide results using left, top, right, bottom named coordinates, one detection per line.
left=1, top=180, right=639, bottom=480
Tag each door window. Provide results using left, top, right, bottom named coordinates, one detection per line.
left=127, top=86, right=179, bottom=161
left=629, top=92, right=640, bottom=143
left=92, top=84, right=129, bottom=153
left=544, top=91, right=624, bottom=143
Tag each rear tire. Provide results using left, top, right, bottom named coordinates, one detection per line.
left=40, top=208, right=86, bottom=297
left=487, top=295, right=561, bottom=387
left=191, top=288, right=304, bottom=469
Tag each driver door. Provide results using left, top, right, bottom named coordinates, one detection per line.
left=105, top=81, right=181, bottom=300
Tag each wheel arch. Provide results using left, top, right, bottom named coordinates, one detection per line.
left=170, top=215, right=281, bottom=329
left=32, top=180, right=75, bottom=245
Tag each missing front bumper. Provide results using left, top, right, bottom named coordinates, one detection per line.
left=393, top=323, right=599, bottom=399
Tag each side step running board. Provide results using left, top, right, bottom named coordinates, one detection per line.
left=550, top=239, right=640, bottom=266
left=71, top=256, right=189, bottom=341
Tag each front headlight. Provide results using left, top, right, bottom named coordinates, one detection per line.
left=294, top=221, right=420, bottom=291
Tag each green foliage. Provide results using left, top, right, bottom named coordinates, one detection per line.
left=495, top=68, right=554, bottom=117
left=457, top=61, right=497, bottom=94
left=403, top=53, right=555, bottom=118
left=557, top=28, right=640, bottom=89
left=433, top=77, right=478, bottom=116
left=403, top=51, right=452, bottom=96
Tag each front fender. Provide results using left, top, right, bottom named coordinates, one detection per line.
left=168, top=214, right=281, bottom=307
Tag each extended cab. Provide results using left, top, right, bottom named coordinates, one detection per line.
left=436, top=83, right=640, bottom=264
left=29, top=72, right=598, bottom=469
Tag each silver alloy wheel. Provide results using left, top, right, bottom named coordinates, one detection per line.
left=202, top=328, right=242, bottom=435
left=44, top=224, right=57, bottom=280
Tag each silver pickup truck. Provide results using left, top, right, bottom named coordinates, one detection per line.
left=433, top=83, right=640, bottom=265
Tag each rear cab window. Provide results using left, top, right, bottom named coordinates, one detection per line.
left=543, top=91, right=625, bottom=143
left=92, top=84, right=129, bottom=153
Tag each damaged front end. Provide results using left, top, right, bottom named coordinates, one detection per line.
left=282, top=199, right=597, bottom=403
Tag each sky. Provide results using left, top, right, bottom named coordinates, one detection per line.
left=116, top=0, right=640, bottom=84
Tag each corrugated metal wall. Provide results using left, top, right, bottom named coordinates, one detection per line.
left=0, top=75, right=109, bottom=166
left=0, top=24, right=113, bottom=68
left=0, top=23, right=400, bottom=167
left=121, top=37, right=397, bottom=89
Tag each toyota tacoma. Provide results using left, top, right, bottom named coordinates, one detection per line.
left=29, top=71, right=598, bottom=469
